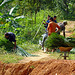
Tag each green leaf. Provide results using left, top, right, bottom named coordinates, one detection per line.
left=0, top=12, right=3, bottom=16
left=0, top=0, right=14, bottom=8
left=0, top=0, right=3, bottom=4
left=9, top=5, right=19, bottom=15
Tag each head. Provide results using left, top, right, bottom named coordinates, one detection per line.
left=47, top=15, right=51, bottom=20
left=63, top=21, right=67, bottom=26
left=49, top=17, right=54, bottom=22
left=5, top=33, right=9, bottom=39
left=53, top=16, right=57, bottom=20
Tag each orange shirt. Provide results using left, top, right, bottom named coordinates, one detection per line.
left=47, top=21, right=60, bottom=35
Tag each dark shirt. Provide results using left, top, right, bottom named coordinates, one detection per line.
left=54, top=20, right=57, bottom=23
left=44, top=20, right=50, bottom=28
left=7, top=32, right=16, bottom=42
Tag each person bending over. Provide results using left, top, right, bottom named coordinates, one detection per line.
left=5, top=32, right=16, bottom=49
left=57, top=21, right=67, bottom=37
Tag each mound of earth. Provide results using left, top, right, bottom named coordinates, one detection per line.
left=0, top=59, right=75, bottom=75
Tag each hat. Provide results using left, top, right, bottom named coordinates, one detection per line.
left=63, top=21, right=67, bottom=25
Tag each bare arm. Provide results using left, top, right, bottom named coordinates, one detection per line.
left=43, top=20, right=49, bottom=25
left=14, top=41, right=16, bottom=49
left=55, top=24, right=60, bottom=33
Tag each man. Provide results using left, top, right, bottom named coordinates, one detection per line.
left=43, top=15, right=50, bottom=31
left=53, top=16, right=57, bottom=23
left=47, top=17, right=60, bottom=52
left=41, top=32, right=48, bottom=50
left=47, top=17, right=60, bottom=36
left=5, top=32, right=16, bottom=49
left=57, top=21, right=67, bottom=37
left=41, top=15, right=50, bottom=50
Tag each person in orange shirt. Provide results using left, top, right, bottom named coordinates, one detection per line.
left=47, top=17, right=60, bottom=52
left=47, top=17, right=60, bottom=36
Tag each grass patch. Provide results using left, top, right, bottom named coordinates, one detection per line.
left=47, top=52, right=75, bottom=60
left=69, top=53, right=75, bottom=60
left=0, top=42, right=40, bottom=63
left=19, top=42, right=40, bottom=53
left=0, top=53, right=24, bottom=63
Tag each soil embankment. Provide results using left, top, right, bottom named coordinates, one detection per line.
left=0, top=59, right=75, bottom=75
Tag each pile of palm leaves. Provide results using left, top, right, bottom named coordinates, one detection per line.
left=0, top=37, right=34, bottom=56
left=0, top=37, right=14, bottom=51
left=45, top=33, right=75, bottom=49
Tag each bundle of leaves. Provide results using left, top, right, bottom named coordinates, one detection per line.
left=65, top=37, right=75, bottom=47
left=45, top=33, right=69, bottom=49
left=0, top=37, right=14, bottom=51
left=0, top=37, right=34, bottom=56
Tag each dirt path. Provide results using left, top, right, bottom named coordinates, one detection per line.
left=19, top=21, right=75, bottom=63
left=60, top=21, right=75, bottom=37
left=19, top=50, right=50, bottom=63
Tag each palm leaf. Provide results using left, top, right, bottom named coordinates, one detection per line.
left=13, top=15, right=25, bottom=20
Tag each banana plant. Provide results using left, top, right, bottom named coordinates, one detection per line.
left=0, top=0, right=25, bottom=37
left=0, top=5, right=25, bottom=28
left=0, top=0, right=14, bottom=7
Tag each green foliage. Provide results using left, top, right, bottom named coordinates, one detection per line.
left=45, top=33, right=75, bottom=49
left=0, top=53, right=23, bottom=63
left=0, top=8, right=60, bottom=44
left=0, top=0, right=75, bottom=47
left=0, top=0, right=75, bottom=63
left=65, top=38, right=75, bottom=47
left=45, top=33, right=67, bottom=49
left=0, top=37, right=34, bottom=57
left=0, top=37, right=14, bottom=51
left=0, top=0, right=14, bottom=9
left=55, top=0, right=75, bottom=19
left=19, top=42, right=40, bottom=53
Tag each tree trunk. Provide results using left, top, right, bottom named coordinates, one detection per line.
left=35, top=11, right=36, bottom=24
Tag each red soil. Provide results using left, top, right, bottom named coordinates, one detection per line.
left=0, top=59, right=75, bottom=75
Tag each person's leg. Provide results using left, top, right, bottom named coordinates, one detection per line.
left=42, top=33, right=48, bottom=50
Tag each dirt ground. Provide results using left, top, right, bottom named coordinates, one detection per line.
left=19, top=50, right=50, bottom=63
left=60, top=21, right=75, bottom=37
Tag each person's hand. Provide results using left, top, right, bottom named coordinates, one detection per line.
left=55, top=31, right=57, bottom=33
